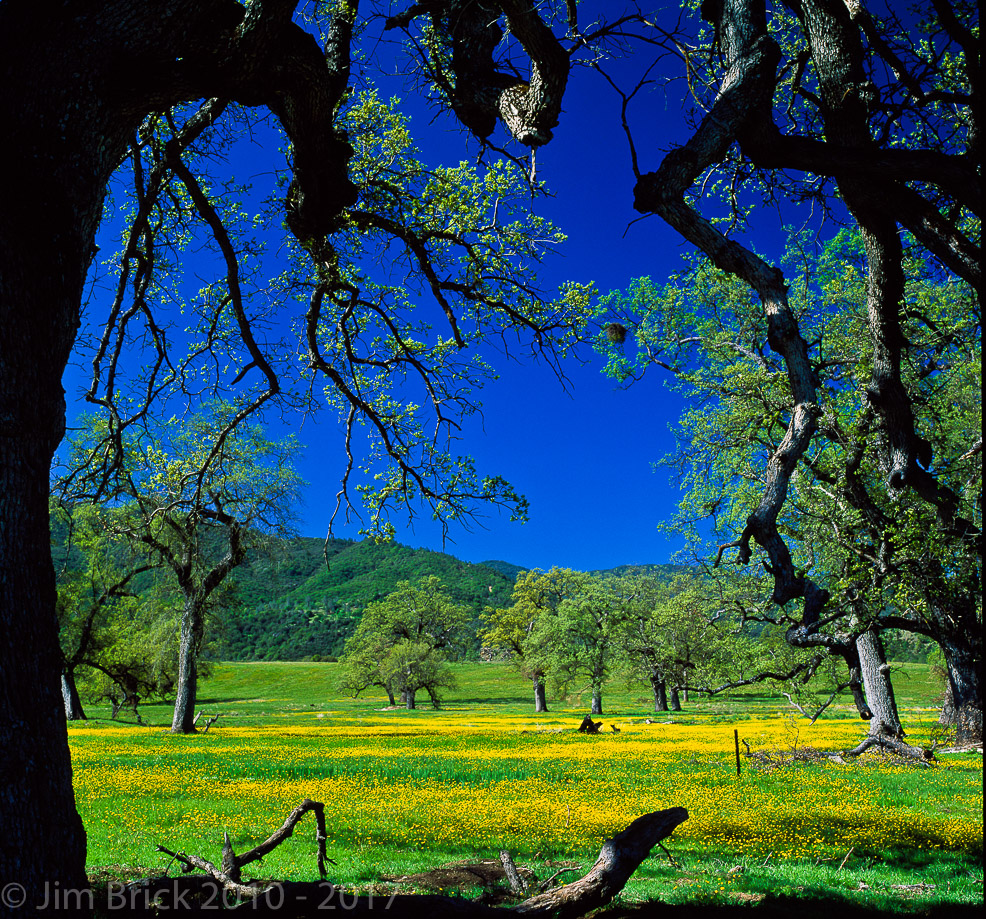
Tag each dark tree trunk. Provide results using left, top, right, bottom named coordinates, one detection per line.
left=940, top=635, right=983, bottom=745
left=651, top=675, right=668, bottom=712
left=857, top=628, right=903, bottom=737
left=385, top=686, right=396, bottom=707
left=0, top=366, right=90, bottom=907
left=669, top=687, right=682, bottom=712
left=405, top=688, right=417, bottom=710
left=590, top=687, right=603, bottom=716
left=62, top=668, right=88, bottom=721
left=0, top=2, right=127, bottom=899
left=0, top=0, right=354, bottom=904
left=171, top=599, right=202, bottom=734
left=533, top=673, right=548, bottom=713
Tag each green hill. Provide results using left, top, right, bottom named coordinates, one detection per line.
left=53, top=508, right=692, bottom=662
left=477, top=559, right=527, bottom=580
left=220, top=538, right=516, bottom=661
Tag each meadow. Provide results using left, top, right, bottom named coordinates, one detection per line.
left=69, top=662, right=983, bottom=914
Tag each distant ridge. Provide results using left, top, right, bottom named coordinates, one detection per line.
left=592, top=562, right=693, bottom=579
left=478, top=559, right=527, bottom=580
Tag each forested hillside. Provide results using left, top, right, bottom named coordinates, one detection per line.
left=53, top=510, right=688, bottom=662
left=219, top=538, right=519, bottom=661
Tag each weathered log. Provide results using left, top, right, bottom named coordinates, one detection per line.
left=512, top=807, right=689, bottom=919
left=158, top=797, right=331, bottom=893
left=499, top=850, right=528, bottom=896
left=231, top=798, right=332, bottom=880
left=843, top=724, right=935, bottom=762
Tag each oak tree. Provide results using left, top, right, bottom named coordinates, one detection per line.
left=338, top=576, right=469, bottom=709
left=481, top=566, right=588, bottom=712
left=602, top=0, right=980, bottom=743
left=0, top=1, right=585, bottom=902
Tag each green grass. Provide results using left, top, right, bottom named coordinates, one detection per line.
left=80, top=659, right=945, bottom=724
left=70, top=661, right=982, bottom=915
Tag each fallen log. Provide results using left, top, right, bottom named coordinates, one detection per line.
left=513, top=807, right=689, bottom=919
left=155, top=798, right=332, bottom=893
left=133, top=803, right=688, bottom=917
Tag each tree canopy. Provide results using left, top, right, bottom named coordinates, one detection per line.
left=338, top=576, right=471, bottom=708
left=597, top=0, right=981, bottom=743
left=598, top=228, right=980, bottom=743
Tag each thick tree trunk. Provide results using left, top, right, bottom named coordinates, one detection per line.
left=386, top=686, right=396, bottom=707
left=62, top=668, right=88, bottom=721
left=590, top=686, right=603, bottom=716
left=651, top=675, right=668, bottom=712
left=405, top=688, right=417, bottom=710
left=857, top=629, right=903, bottom=737
left=171, top=599, right=202, bottom=734
left=0, top=0, right=358, bottom=905
left=533, top=674, right=548, bottom=713
left=845, top=627, right=935, bottom=759
left=940, top=636, right=983, bottom=745
left=0, top=2, right=121, bottom=897
left=0, top=424, right=91, bottom=908
left=669, top=687, right=682, bottom=712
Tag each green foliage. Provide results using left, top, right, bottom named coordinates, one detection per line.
left=481, top=566, right=587, bottom=675
left=266, top=89, right=594, bottom=538
left=595, top=230, right=982, bottom=657
left=338, top=576, right=472, bottom=707
left=52, top=501, right=178, bottom=709
left=616, top=574, right=733, bottom=698
left=223, top=538, right=516, bottom=661
left=527, top=573, right=626, bottom=703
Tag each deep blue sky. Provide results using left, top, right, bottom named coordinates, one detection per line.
left=64, top=5, right=766, bottom=573
left=296, top=36, right=700, bottom=571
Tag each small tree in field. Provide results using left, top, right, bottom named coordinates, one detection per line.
left=481, top=566, right=587, bottom=712
left=52, top=500, right=154, bottom=720
left=339, top=577, right=469, bottom=710
left=617, top=575, right=730, bottom=713
left=526, top=572, right=634, bottom=717
left=62, top=403, right=303, bottom=733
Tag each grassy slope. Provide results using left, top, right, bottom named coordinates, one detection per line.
left=71, top=662, right=982, bottom=915
left=108, top=659, right=946, bottom=723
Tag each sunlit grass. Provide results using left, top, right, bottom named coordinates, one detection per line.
left=69, top=662, right=983, bottom=912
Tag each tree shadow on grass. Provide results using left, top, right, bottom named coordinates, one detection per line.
left=609, top=896, right=982, bottom=919
left=446, top=696, right=534, bottom=706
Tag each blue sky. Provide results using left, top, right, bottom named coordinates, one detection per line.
left=63, top=6, right=757, bottom=573
left=294, top=53, right=700, bottom=571
left=296, top=42, right=700, bottom=570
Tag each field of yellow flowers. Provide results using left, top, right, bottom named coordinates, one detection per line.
left=69, top=663, right=982, bottom=911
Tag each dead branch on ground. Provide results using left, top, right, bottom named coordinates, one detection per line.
left=137, top=801, right=687, bottom=917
